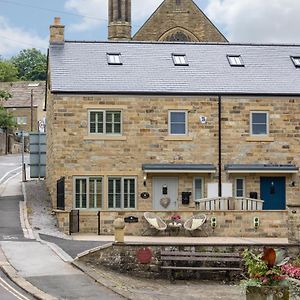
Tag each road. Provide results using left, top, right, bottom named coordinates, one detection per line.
left=0, top=154, right=29, bottom=185
left=0, top=269, right=34, bottom=300
left=0, top=155, right=32, bottom=299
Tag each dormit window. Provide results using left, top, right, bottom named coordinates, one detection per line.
left=74, top=177, right=103, bottom=209
left=250, top=111, right=269, bottom=136
left=168, top=110, right=188, bottom=135
left=89, top=110, right=122, bottom=135
left=227, top=55, right=244, bottom=67
left=108, top=177, right=136, bottom=209
left=172, top=54, right=188, bottom=66
left=107, top=53, right=122, bottom=65
left=291, top=56, right=300, bottom=68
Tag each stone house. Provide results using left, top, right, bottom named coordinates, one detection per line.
left=0, top=81, right=46, bottom=133
left=108, top=0, right=227, bottom=42
left=46, top=19, right=300, bottom=240
left=0, top=81, right=46, bottom=154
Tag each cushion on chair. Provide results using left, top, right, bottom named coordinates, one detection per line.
left=147, top=217, right=159, bottom=229
left=190, top=218, right=204, bottom=230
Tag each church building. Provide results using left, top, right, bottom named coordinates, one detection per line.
left=108, top=0, right=227, bottom=42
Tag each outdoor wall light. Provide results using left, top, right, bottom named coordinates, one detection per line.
left=211, top=217, right=217, bottom=230
left=143, top=175, right=147, bottom=187
left=253, top=217, right=260, bottom=230
left=289, top=181, right=296, bottom=187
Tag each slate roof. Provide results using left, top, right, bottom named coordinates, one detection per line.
left=49, top=41, right=300, bottom=95
left=0, top=81, right=45, bottom=108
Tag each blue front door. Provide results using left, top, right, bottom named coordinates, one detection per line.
left=260, top=177, right=286, bottom=210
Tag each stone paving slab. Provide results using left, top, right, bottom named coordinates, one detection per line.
left=71, top=234, right=289, bottom=245
left=74, top=260, right=245, bottom=300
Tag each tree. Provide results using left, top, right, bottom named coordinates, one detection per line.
left=11, top=48, right=47, bottom=81
left=0, top=90, right=12, bottom=101
left=0, top=91, right=15, bottom=130
left=0, top=60, right=18, bottom=82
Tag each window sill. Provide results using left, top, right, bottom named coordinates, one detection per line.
left=84, top=135, right=127, bottom=141
left=246, top=136, right=274, bottom=142
left=164, top=136, right=193, bottom=141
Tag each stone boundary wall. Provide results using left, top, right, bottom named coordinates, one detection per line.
left=78, top=243, right=300, bottom=279
left=56, top=210, right=289, bottom=238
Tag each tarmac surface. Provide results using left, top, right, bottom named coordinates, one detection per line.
left=39, top=234, right=105, bottom=258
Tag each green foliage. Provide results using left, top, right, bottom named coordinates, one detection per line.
left=0, top=106, right=16, bottom=130
left=11, top=48, right=47, bottom=81
left=0, top=90, right=12, bottom=101
left=293, top=256, right=300, bottom=268
left=243, top=249, right=269, bottom=278
left=241, top=249, right=289, bottom=288
left=0, top=59, right=18, bottom=82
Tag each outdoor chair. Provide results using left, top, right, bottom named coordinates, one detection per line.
left=143, top=212, right=167, bottom=235
left=183, top=214, right=207, bottom=236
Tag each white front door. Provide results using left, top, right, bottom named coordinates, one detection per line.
left=153, top=177, right=178, bottom=210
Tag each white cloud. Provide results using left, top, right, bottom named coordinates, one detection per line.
left=65, top=0, right=163, bottom=32
left=205, top=0, right=300, bottom=43
left=0, top=16, right=48, bottom=58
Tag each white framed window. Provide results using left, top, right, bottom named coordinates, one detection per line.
left=74, top=177, right=103, bottom=209
left=89, top=110, right=122, bottom=135
left=16, top=117, right=27, bottom=125
left=168, top=110, right=188, bottom=135
left=172, top=54, right=188, bottom=66
left=107, top=53, right=122, bottom=65
left=108, top=177, right=136, bottom=209
left=227, top=55, right=244, bottom=67
left=250, top=111, right=269, bottom=136
left=291, top=56, right=300, bottom=68
left=194, top=177, right=204, bottom=200
left=235, top=178, right=245, bottom=197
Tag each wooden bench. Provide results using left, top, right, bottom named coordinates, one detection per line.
left=160, top=250, right=243, bottom=281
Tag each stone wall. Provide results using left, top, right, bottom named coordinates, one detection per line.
left=6, top=107, right=38, bottom=132
left=133, top=0, right=227, bottom=42
left=78, top=243, right=300, bottom=279
left=287, top=205, right=300, bottom=243
left=57, top=210, right=288, bottom=237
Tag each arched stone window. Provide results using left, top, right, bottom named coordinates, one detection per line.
left=166, top=31, right=192, bottom=42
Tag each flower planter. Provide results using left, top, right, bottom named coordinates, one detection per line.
left=246, top=286, right=289, bottom=300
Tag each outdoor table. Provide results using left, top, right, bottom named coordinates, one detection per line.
left=167, top=221, right=182, bottom=236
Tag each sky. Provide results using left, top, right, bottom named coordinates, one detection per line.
left=1, top=0, right=300, bottom=58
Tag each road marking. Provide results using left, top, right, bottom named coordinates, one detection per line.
left=0, top=276, right=30, bottom=300
left=0, top=167, right=22, bottom=185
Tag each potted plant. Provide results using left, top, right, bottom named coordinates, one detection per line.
left=241, top=248, right=290, bottom=300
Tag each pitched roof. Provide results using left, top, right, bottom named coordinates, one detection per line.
left=49, top=41, right=300, bottom=95
left=0, top=81, right=45, bottom=108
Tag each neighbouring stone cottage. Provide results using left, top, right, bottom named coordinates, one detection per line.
left=46, top=18, right=300, bottom=240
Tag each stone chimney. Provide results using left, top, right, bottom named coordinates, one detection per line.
left=50, top=17, right=65, bottom=44
left=108, top=0, right=131, bottom=40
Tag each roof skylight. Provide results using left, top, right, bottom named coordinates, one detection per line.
left=291, top=56, right=300, bottom=68
left=172, top=54, right=188, bottom=66
left=107, top=53, right=122, bottom=65
left=227, top=55, right=244, bottom=67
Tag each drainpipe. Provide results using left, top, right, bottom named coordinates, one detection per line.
left=218, top=95, right=222, bottom=197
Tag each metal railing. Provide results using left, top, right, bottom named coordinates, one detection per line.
left=195, top=197, right=264, bottom=211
